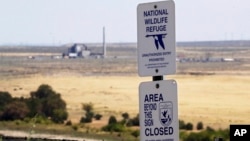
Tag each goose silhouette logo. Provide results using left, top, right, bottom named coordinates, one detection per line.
left=159, top=102, right=173, bottom=126
left=146, top=33, right=167, bottom=50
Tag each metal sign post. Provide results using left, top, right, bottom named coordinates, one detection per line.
left=137, top=0, right=178, bottom=141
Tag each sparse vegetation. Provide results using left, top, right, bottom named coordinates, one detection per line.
left=102, top=115, right=125, bottom=132
left=197, top=121, right=204, bottom=130
left=65, top=120, right=72, bottom=126
left=186, top=122, right=194, bottom=130
left=179, top=120, right=194, bottom=130
left=1, top=100, right=29, bottom=121
left=94, top=114, right=102, bottom=120
left=122, top=112, right=129, bottom=120
left=0, top=89, right=230, bottom=141
left=0, top=84, right=68, bottom=123
left=180, top=128, right=229, bottom=141
left=80, top=102, right=103, bottom=123
left=28, top=84, right=68, bottom=123
left=127, top=114, right=140, bottom=127
left=102, top=113, right=140, bottom=133
left=179, top=119, right=186, bottom=130
left=131, top=130, right=140, bottom=138
left=0, top=91, right=12, bottom=111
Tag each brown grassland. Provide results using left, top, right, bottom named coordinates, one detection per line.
left=1, top=74, right=250, bottom=130
left=0, top=45, right=250, bottom=130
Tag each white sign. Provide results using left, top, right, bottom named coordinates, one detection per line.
left=137, top=0, right=176, bottom=76
left=139, top=80, right=178, bottom=141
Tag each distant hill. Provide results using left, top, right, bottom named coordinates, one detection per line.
left=177, top=40, right=250, bottom=47
left=84, top=40, right=250, bottom=48
left=102, top=40, right=250, bottom=48
left=1, top=40, right=250, bottom=49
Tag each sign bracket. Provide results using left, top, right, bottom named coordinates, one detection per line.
left=152, top=75, right=164, bottom=81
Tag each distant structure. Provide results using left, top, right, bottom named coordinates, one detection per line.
left=103, top=26, right=106, bottom=58
left=62, top=27, right=107, bottom=59
left=63, top=43, right=90, bottom=58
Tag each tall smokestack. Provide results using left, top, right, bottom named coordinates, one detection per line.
left=103, top=26, right=106, bottom=58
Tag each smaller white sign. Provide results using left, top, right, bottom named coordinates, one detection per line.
left=139, top=80, right=178, bottom=141
left=137, top=0, right=176, bottom=76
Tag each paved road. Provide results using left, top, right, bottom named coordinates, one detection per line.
left=0, top=130, right=101, bottom=141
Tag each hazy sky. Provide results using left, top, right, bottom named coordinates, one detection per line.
left=0, top=0, right=249, bottom=45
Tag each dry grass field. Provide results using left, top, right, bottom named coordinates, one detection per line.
left=1, top=45, right=250, bottom=130
left=1, top=73, right=250, bottom=130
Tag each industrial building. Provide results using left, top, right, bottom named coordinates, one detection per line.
left=63, top=43, right=106, bottom=59
left=63, top=43, right=90, bottom=58
left=63, top=27, right=107, bottom=59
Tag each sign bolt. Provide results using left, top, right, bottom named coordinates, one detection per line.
left=156, top=83, right=160, bottom=89
left=155, top=69, right=159, bottom=73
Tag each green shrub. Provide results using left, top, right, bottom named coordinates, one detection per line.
left=197, top=121, right=204, bottom=130
left=183, top=132, right=210, bottom=141
left=1, top=101, right=29, bottom=120
left=180, top=128, right=229, bottom=141
left=82, top=103, right=93, bottom=113
left=108, top=115, right=117, bottom=125
left=206, top=126, right=215, bottom=132
left=65, top=120, right=72, bottom=126
left=72, top=125, right=78, bottom=131
left=179, top=120, right=186, bottom=129
left=80, top=103, right=94, bottom=123
left=180, top=131, right=188, bottom=140
left=0, top=85, right=68, bottom=123
left=122, top=112, right=129, bottom=120
left=51, top=109, right=68, bottom=123
left=25, top=98, right=42, bottom=117
left=131, top=130, right=140, bottom=138
left=29, top=84, right=68, bottom=123
left=127, top=114, right=139, bottom=126
left=186, top=122, right=193, bottom=130
left=33, top=115, right=52, bottom=124
left=94, top=114, right=102, bottom=120
left=119, top=119, right=127, bottom=125
left=102, top=123, right=125, bottom=132
left=216, top=129, right=230, bottom=141
left=0, top=91, right=12, bottom=111
left=15, top=120, right=21, bottom=125
left=102, top=115, right=126, bottom=132
left=80, top=111, right=94, bottom=123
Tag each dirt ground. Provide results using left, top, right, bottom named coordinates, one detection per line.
left=1, top=73, right=250, bottom=129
